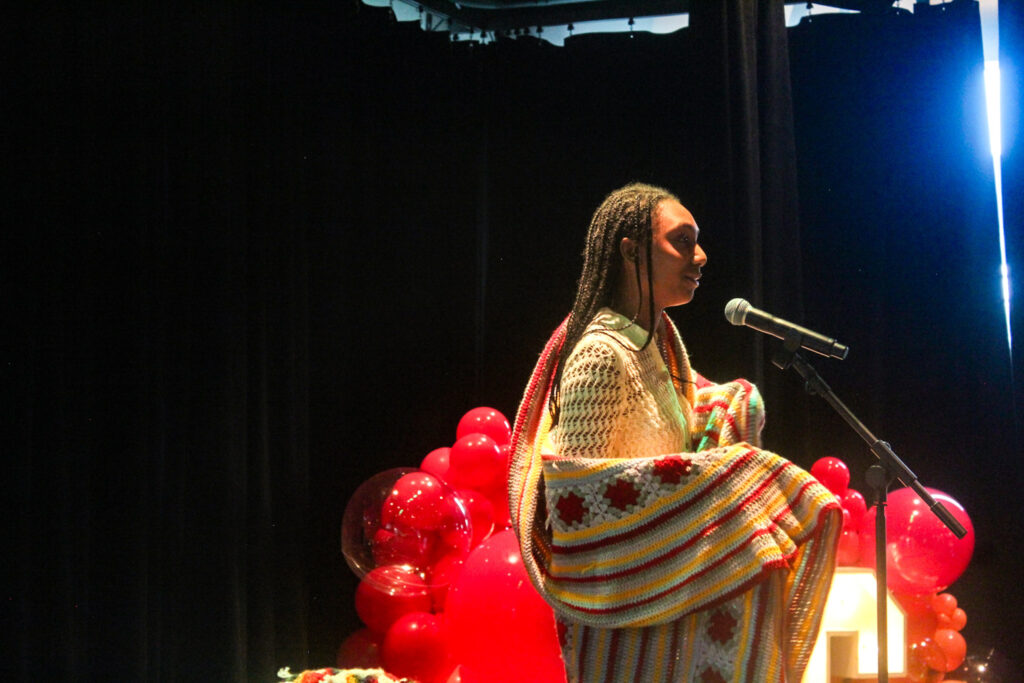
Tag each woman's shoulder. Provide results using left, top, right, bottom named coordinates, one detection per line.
left=566, top=326, right=624, bottom=365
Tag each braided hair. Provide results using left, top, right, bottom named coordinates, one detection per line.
left=549, top=182, right=679, bottom=425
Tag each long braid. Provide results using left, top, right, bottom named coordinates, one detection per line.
left=549, top=182, right=678, bottom=425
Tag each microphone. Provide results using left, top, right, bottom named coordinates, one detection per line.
left=724, top=298, right=849, bottom=360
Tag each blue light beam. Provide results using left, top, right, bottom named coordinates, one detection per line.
left=980, top=1, right=1012, bottom=353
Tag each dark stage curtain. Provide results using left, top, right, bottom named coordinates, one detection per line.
left=7, top=2, right=1021, bottom=680
left=689, top=0, right=808, bottom=450
left=8, top=6, right=320, bottom=680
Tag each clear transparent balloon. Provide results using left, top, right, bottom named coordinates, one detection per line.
left=341, top=468, right=473, bottom=588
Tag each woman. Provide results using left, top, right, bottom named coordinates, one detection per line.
left=508, top=183, right=841, bottom=682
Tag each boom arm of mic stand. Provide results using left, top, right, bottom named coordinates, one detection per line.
left=772, top=332, right=966, bottom=683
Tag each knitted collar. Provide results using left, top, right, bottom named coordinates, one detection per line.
left=591, top=307, right=660, bottom=350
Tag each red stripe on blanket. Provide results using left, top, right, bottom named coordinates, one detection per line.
left=603, top=629, right=621, bottom=683
left=578, top=623, right=590, bottom=681
left=633, top=630, right=650, bottom=683
left=771, top=481, right=841, bottom=546
left=556, top=530, right=793, bottom=617
left=665, top=620, right=682, bottom=681
left=547, top=513, right=780, bottom=587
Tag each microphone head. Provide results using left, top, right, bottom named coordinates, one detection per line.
left=724, top=298, right=750, bottom=326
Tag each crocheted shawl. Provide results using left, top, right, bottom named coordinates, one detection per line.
left=508, top=310, right=841, bottom=679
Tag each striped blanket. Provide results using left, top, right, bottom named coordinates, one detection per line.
left=508, top=311, right=841, bottom=682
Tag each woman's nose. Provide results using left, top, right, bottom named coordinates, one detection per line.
left=694, top=243, right=707, bottom=266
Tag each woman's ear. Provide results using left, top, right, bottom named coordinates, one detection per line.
left=619, top=237, right=639, bottom=263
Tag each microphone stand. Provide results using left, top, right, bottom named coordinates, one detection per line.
left=770, top=331, right=966, bottom=683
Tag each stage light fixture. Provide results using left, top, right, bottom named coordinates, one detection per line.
left=360, top=1, right=896, bottom=45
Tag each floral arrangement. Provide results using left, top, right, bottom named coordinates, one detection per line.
left=277, top=667, right=409, bottom=683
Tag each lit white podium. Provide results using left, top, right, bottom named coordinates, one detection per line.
left=802, top=568, right=907, bottom=682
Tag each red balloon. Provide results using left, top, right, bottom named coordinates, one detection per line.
left=482, top=486, right=511, bottom=533
left=381, top=612, right=453, bottom=683
left=907, top=638, right=948, bottom=683
left=489, top=490, right=512, bottom=530
left=810, top=456, right=850, bottom=497
left=456, top=407, right=512, bottom=446
left=449, top=433, right=504, bottom=491
left=893, top=591, right=940, bottom=646
left=336, top=628, right=382, bottom=668
left=934, top=628, right=967, bottom=672
left=480, top=444, right=512, bottom=531
left=931, top=592, right=957, bottom=618
left=841, top=489, right=867, bottom=528
left=456, top=488, right=495, bottom=548
left=858, top=488, right=974, bottom=594
left=836, top=527, right=861, bottom=566
left=354, top=565, right=433, bottom=635
left=422, top=447, right=452, bottom=482
left=892, top=590, right=934, bottom=620
left=445, top=530, right=566, bottom=682
left=856, top=504, right=881, bottom=569
left=907, top=613, right=940, bottom=650
left=433, top=495, right=473, bottom=559
left=428, top=553, right=466, bottom=612
left=448, top=665, right=483, bottom=683
left=921, top=636, right=947, bottom=673
left=381, top=472, right=452, bottom=531
left=500, top=442, right=511, bottom=477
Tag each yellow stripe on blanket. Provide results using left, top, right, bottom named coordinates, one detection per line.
left=545, top=539, right=784, bottom=611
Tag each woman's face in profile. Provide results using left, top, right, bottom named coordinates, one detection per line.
left=637, top=200, right=707, bottom=310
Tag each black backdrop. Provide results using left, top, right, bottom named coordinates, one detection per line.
left=7, top=2, right=1023, bottom=680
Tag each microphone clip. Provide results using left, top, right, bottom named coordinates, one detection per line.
left=770, top=329, right=805, bottom=372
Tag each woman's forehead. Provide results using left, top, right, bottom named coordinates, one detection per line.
left=655, top=200, right=698, bottom=235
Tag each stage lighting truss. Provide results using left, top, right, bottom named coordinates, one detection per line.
left=360, top=1, right=967, bottom=46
